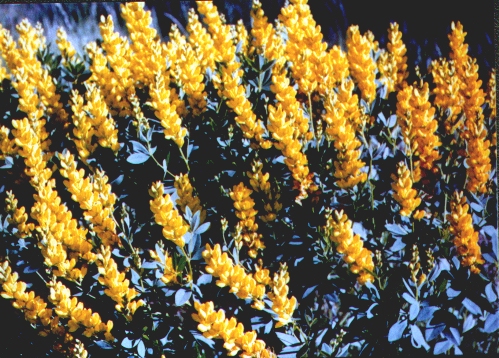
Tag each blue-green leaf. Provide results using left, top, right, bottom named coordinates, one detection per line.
left=127, top=152, right=149, bottom=164
left=175, top=288, right=192, bottom=306
left=388, top=319, right=407, bottom=342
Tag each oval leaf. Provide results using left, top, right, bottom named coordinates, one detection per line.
left=388, top=319, right=407, bottom=342
left=127, top=152, right=149, bottom=164
left=175, top=288, right=192, bottom=306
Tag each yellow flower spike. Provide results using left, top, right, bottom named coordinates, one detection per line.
left=430, top=58, right=464, bottom=133
left=396, top=82, right=441, bottom=174
left=387, top=22, right=408, bottom=89
left=192, top=300, right=276, bottom=357
left=149, top=181, right=188, bottom=248
left=55, top=27, right=77, bottom=63
left=187, top=9, right=216, bottom=73
left=174, top=173, right=206, bottom=223
left=391, top=162, right=421, bottom=217
left=99, top=14, right=134, bottom=116
left=326, top=210, right=374, bottom=284
left=149, top=72, right=188, bottom=148
left=486, top=69, right=496, bottom=120
left=150, top=248, right=178, bottom=285
left=465, top=122, right=491, bottom=194
left=5, top=191, right=34, bottom=238
left=59, top=150, right=119, bottom=246
left=230, top=183, right=265, bottom=257
left=447, top=192, right=485, bottom=273
left=267, top=264, right=297, bottom=328
left=120, top=2, right=159, bottom=87
left=346, top=25, right=377, bottom=104
left=0, top=262, right=53, bottom=326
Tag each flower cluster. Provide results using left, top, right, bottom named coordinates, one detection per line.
left=396, top=81, right=441, bottom=178
left=48, top=281, right=114, bottom=340
left=192, top=301, right=276, bottom=357
left=197, top=1, right=270, bottom=148
left=174, top=173, right=206, bottom=223
left=391, top=162, right=422, bottom=218
left=447, top=192, right=485, bottom=274
left=323, top=80, right=367, bottom=188
left=229, top=182, right=265, bottom=258
left=267, top=264, right=297, bottom=328
left=0, top=261, right=52, bottom=326
left=59, top=150, right=119, bottom=246
left=150, top=247, right=178, bottom=285
left=325, top=210, right=374, bottom=285
left=96, top=245, right=144, bottom=319
left=149, top=181, right=189, bottom=248
left=247, top=159, right=282, bottom=222
left=5, top=190, right=34, bottom=238
left=346, top=25, right=377, bottom=103
left=202, top=243, right=268, bottom=310
left=430, top=58, right=464, bottom=133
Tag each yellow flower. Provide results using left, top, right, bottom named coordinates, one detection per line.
left=192, top=300, right=276, bottom=357
left=430, top=58, right=464, bottom=133
left=150, top=248, right=178, bottom=285
left=387, top=22, right=408, bottom=89
left=186, top=9, right=216, bottom=73
left=346, top=25, right=377, bottom=103
left=391, top=162, right=421, bottom=217
left=0, top=261, right=52, bottom=326
left=465, top=122, right=491, bottom=194
left=174, top=173, right=206, bottom=223
left=447, top=192, right=485, bottom=274
left=396, top=82, right=441, bottom=174
left=120, top=2, right=159, bottom=87
left=230, top=183, right=265, bottom=257
left=149, top=181, right=189, bottom=248
left=267, top=264, right=297, bottom=328
left=202, top=244, right=268, bottom=309
left=325, top=210, right=374, bottom=284
left=99, top=15, right=134, bottom=116
left=149, top=72, right=188, bottom=147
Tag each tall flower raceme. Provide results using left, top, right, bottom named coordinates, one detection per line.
left=0, top=20, right=67, bottom=121
left=120, top=2, right=159, bottom=87
left=0, top=125, right=17, bottom=160
left=69, top=84, right=120, bottom=158
left=5, top=191, right=34, bottom=239
left=148, top=72, right=188, bottom=148
left=447, top=192, right=485, bottom=274
left=192, top=301, right=276, bottom=358
left=465, top=122, right=491, bottom=194
left=279, top=0, right=328, bottom=96
left=378, top=22, right=408, bottom=95
left=197, top=1, right=271, bottom=149
left=267, top=264, right=298, bottom=329
left=202, top=243, right=268, bottom=310
left=391, top=162, right=424, bottom=219
left=174, top=173, right=206, bottom=223
left=247, top=159, right=282, bottom=223
left=149, top=246, right=178, bottom=285
left=325, top=210, right=374, bottom=285
left=396, top=81, right=441, bottom=181
left=55, top=27, right=77, bottom=64
left=346, top=25, right=377, bottom=104
left=58, top=150, right=119, bottom=247
left=323, top=80, right=367, bottom=189
left=186, top=9, right=216, bottom=74
left=430, top=58, right=464, bottom=133
left=0, top=261, right=53, bottom=327
left=48, top=281, right=114, bottom=341
left=149, top=181, right=189, bottom=248
left=387, top=22, right=408, bottom=90
left=229, top=182, right=265, bottom=258
left=99, top=15, right=134, bottom=116
left=167, top=25, right=207, bottom=117
left=486, top=69, right=496, bottom=120
left=95, top=245, right=144, bottom=320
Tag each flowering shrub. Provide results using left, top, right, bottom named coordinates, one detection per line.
left=0, top=1, right=497, bottom=356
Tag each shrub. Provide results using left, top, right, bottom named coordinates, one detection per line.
left=0, top=1, right=497, bottom=357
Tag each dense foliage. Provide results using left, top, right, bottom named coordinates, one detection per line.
left=0, top=1, right=497, bottom=357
